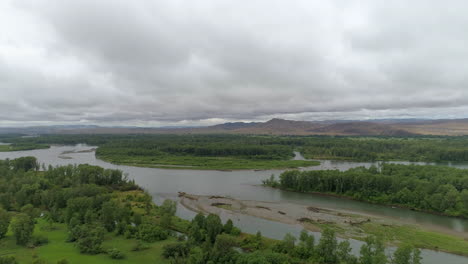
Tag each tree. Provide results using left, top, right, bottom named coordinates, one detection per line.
left=209, top=234, right=238, bottom=263
left=189, top=222, right=204, bottom=243
left=412, top=248, right=422, bottom=264
left=192, top=213, right=206, bottom=229
left=294, top=229, right=314, bottom=259
left=12, top=156, right=38, bottom=171
left=162, top=242, right=190, bottom=259
left=392, top=245, right=421, bottom=264
left=137, top=223, right=168, bottom=242
left=205, top=214, right=223, bottom=243
left=360, top=236, right=387, bottom=264
left=0, top=208, right=10, bottom=239
left=11, top=213, right=34, bottom=245
left=160, top=213, right=172, bottom=229
left=76, top=225, right=105, bottom=254
left=317, top=228, right=338, bottom=264
left=273, top=233, right=296, bottom=254
left=160, top=199, right=177, bottom=216
left=100, top=201, right=117, bottom=232
left=224, top=219, right=234, bottom=234
left=337, top=240, right=357, bottom=264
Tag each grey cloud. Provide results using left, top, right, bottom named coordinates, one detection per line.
left=1, top=0, right=468, bottom=126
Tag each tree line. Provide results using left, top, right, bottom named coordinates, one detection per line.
left=299, top=136, right=468, bottom=162
left=265, top=164, right=468, bottom=217
left=7, top=134, right=468, bottom=163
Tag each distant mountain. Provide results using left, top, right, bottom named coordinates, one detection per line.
left=3, top=118, right=468, bottom=136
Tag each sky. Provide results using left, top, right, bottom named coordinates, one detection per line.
left=1, top=0, right=468, bottom=127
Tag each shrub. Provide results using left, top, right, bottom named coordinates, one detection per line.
left=131, top=240, right=150, bottom=252
left=162, top=242, right=190, bottom=259
left=0, top=256, right=18, bottom=264
left=108, top=248, right=125, bottom=259
left=32, top=235, right=49, bottom=246
left=137, top=224, right=168, bottom=242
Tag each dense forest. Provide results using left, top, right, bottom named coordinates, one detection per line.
left=0, top=135, right=318, bottom=170
left=4, top=134, right=468, bottom=165
left=0, top=157, right=421, bottom=264
left=264, top=164, right=468, bottom=218
left=298, top=136, right=468, bottom=162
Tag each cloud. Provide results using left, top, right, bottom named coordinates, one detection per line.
left=1, top=0, right=468, bottom=126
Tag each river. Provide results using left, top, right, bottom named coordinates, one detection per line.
left=0, top=145, right=467, bottom=264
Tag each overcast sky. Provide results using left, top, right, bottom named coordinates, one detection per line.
left=1, top=0, right=468, bottom=127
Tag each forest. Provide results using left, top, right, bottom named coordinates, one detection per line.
left=298, top=136, right=468, bottom=162
left=0, top=134, right=318, bottom=170
left=4, top=134, right=468, bottom=166
left=0, top=157, right=422, bottom=264
left=264, top=164, right=468, bottom=218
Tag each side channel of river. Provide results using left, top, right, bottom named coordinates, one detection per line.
left=0, top=145, right=467, bottom=264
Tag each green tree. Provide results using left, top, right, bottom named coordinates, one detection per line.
left=337, top=240, right=357, bottom=264
left=137, top=223, right=168, bottom=242
left=317, top=228, right=338, bottom=264
left=205, top=214, right=223, bottom=243
left=224, top=219, right=234, bottom=234
left=209, top=234, right=238, bottom=263
left=0, top=208, right=10, bottom=239
left=11, top=213, right=34, bottom=245
left=273, top=233, right=296, bottom=254
left=392, top=245, right=422, bottom=264
left=360, top=236, right=387, bottom=264
left=100, top=201, right=117, bottom=232
left=160, top=199, right=177, bottom=216
left=76, top=226, right=105, bottom=254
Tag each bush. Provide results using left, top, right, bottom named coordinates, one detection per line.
left=124, top=225, right=137, bottom=239
left=231, top=227, right=241, bottom=236
left=137, top=224, right=168, bottom=242
left=162, top=242, right=190, bottom=259
left=11, top=213, right=34, bottom=245
left=0, top=256, right=18, bottom=264
left=32, top=235, right=49, bottom=246
left=131, top=240, right=150, bottom=252
left=75, top=225, right=105, bottom=254
left=108, top=248, right=125, bottom=259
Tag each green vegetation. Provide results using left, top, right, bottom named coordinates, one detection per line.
left=359, top=222, right=468, bottom=257
left=299, top=136, right=468, bottom=162
left=0, top=157, right=421, bottom=263
left=3, top=134, right=319, bottom=170
left=7, top=134, right=468, bottom=165
left=0, top=143, right=49, bottom=152
left=264, top=164, right=468, bottom=217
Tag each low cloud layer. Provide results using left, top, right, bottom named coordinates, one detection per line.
left=1, top=0, right=468, bottom=126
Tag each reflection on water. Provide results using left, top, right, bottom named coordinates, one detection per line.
left=0, top=145, right=467, bottom=264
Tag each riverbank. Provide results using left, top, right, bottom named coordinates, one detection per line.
left=179, top=193, right=468, bottom=256
left=268, top=185, right=468, bottom=220
left=0, top=144, right=49, bottom=152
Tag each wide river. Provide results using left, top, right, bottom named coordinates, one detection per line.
left=1, top=145, right=467, bottom=264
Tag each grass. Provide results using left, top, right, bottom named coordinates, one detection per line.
left=0, top=144, right=49, bottom=152
left=0, top=219, right=173, bottom=264
left=359, top=222, right=468, bottom=256
left=97, top=153, right=319, bottom=170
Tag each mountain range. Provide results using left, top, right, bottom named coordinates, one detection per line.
left=3, top=118, right=468, bottom=136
